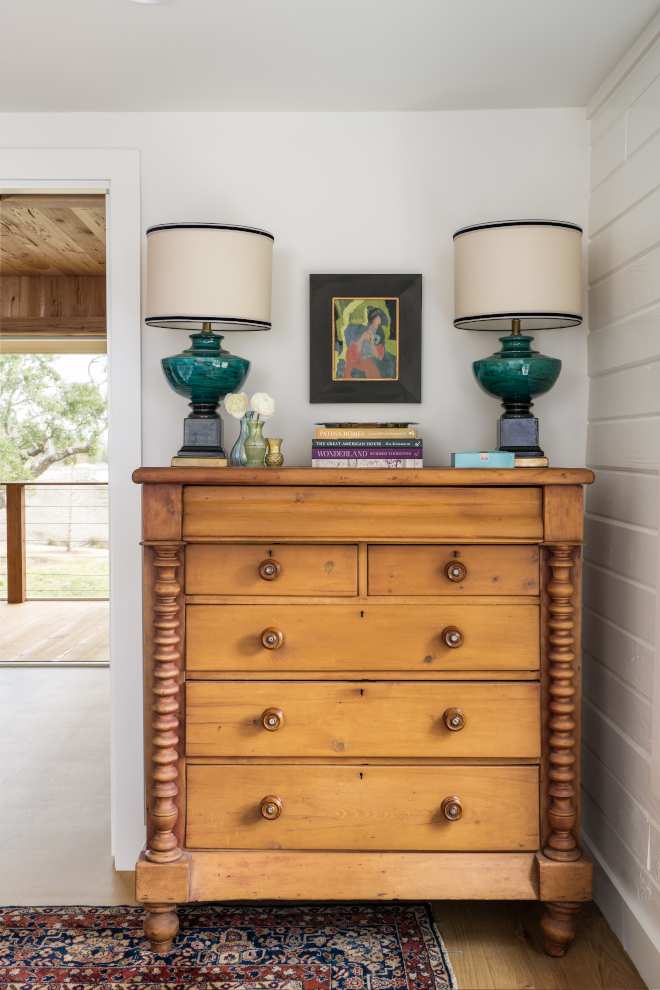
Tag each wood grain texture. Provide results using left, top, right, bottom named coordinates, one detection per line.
left=142, top=485, right=183, bottom=542
left=188, top=850, right=539, bottom=901
left=0, top=201, right=105, bottom=276
left=134, top=467, right=594, bottom=487
left=368, top=544, right=539, bottom=595
left=0, top=317, right=106, bottom=336
left=182, top=485, right=544, bottom=540
left=543, top=487, right=585, bottom=544
left=535, top=851, right=593, bottom=902
left=185, top=680, right=541, bottom=758
left=135, top=850, right=191, bottom=904
left=185, top=603, right=541, bottom=672
left=6, top=482, right=26, bottom=604
left=0, top=600, right=108, bottom=664
left=0, top=275, right=105, bottom=317
left=145, top=545, right=183, bottom=863
left=434, top=898, right=646, bottom=989
left=185, top=764, right=540, bottom=851
left=185, top=543, right=357, bottom=596
left=544, top=546, right=580, bottom=862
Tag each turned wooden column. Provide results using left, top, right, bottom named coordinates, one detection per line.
left=543, top=544, right=581, bottom=863
left=146, top=543, right=183, bottom=864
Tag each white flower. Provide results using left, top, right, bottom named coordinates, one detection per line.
left=251, top=392, right=275, bottom=419
left=224, top=392, right=249, bottom=419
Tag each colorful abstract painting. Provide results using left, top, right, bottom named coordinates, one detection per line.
left=333, top=298, right=399, bottom=381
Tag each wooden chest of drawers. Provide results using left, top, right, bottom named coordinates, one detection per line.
left=133, top=466, right=594, bottom=958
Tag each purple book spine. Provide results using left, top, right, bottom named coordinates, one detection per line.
left=310, top=447, right=421, bottom=458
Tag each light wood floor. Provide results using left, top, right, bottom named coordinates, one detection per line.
left=433, top=899, right=646, bottom=989
left=0, top=664, right=647, bottom=988
left=0, top=600, right=109, bottom=663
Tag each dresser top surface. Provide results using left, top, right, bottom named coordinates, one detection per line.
left=133, top=466, right=594, bottom=487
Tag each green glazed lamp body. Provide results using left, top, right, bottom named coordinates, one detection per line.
left=161, top=331, right=250, bottom=413
left=472, top=334, right=561, bottom=408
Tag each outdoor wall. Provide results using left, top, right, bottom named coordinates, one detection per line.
left=0, top=108, right=590, bottom=468
left=581, top=12, right=660, bottom=989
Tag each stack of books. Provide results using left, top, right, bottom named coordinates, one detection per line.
left=312, top=424, right=422, bottom=468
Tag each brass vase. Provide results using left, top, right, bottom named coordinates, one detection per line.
left=265, top=438, right=284, bottom=468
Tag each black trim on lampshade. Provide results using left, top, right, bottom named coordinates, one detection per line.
left=453, top=220, right=582, bottom=239
left=146, top=222, right=274, bottom=241
left=145, top=315, right=271, bottom=330
left=454, top=310, right=582, bottom=331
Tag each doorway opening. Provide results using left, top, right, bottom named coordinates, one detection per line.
left=0, top=193, right=108, bottom=667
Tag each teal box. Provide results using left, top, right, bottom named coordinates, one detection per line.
left=451, top=450, right=515, bottom=468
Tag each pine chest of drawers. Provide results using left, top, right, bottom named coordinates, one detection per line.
left=132, top=466, right=594, bottom=957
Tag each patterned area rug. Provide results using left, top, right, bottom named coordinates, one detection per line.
left=0, top=903, right=457, bottom=989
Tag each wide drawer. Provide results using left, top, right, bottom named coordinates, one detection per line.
left=368, top=545, right=539, bottom=595
left=185, top=544, right=358, bottom=596
left=185, top=764, right=540, bottom=850
left=185, top=603, right=540, bottom=671
left=186, top=680, right=541, bottom=758
left=182, top=486, right=543, bottom=540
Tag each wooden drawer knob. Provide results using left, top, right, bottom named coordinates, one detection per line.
left=441, top=796, right=464, bottom=821
left=262, top=707, right=284, bottom=731
left=443, top=707, right=466, bottom=731
left=441, top=626, right=464, bottom=648
left=445, top=561, right=466, bottom=582
left=259, top=559, right=281, bottom=581
left=261, top=795, right=282, bottom=819
left=262, top=627, right=284, bottom=650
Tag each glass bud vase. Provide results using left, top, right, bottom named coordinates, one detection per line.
left=265, top=438, right=284, bottom=468
left=228, top=413, right=252, bottom=467
left=244, top=419, right=268, bottom=467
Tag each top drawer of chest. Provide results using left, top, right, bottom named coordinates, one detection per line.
left=182, top=486, right=543, bottom=540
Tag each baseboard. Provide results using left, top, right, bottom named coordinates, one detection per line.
left=582, top=832, right=660, bottom=989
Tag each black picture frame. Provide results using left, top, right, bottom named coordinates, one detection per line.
left=310, top=273, right=422, bottom=403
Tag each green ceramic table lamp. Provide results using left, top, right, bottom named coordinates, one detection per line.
left=145, top=222, right=274, bottom=463
left=453, top=219, right=582, bottom=464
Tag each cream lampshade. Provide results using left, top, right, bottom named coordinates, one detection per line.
left=146, top=222, right=273, bottom=330
left=452, top=219, right=583, bottom=465
left=144, top=222, right=274, bottom=463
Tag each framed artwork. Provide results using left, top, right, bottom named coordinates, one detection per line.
left=310, top=274, right=422, bottom=403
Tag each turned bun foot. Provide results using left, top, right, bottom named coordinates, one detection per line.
left=143, top=902, right=179, bottom=953
left=540, top=901, right=581, bottom=956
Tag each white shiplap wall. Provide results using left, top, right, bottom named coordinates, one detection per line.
left=583, top=12, right=660, bottom=987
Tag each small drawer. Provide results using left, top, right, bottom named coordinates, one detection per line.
left=186, top=680, right=541, bottom=758
left=185, top=603, right=540, bottom=672
left=185, top=764, right=540, bottom=851
left=368, top=545, right=539, bottom=595
left=185, top=544, right=358, bottom=596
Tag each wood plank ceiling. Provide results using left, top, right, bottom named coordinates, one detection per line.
left=0, top=194, right=106, bottom=341
left=0, top=194, right=105, bottom=275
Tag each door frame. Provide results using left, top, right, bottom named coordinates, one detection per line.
left=0, top=150, right=144, bottom=869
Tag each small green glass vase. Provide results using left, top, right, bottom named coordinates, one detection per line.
left=244, top=419, right=267, bottom=467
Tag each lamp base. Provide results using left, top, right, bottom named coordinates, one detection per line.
left=497, top=415, right=545, bottom=459
left=176, top=414, right=227, bottom=458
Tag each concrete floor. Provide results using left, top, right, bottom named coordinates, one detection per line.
left=0, top=666, right=137, bottom=905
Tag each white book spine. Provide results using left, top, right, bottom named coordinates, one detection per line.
left=311, top=458, right=423, bottom=468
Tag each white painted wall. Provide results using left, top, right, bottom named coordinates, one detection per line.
left=0, top=109, right=590, bottom=870
left=0, top=110, right=589, bottom=470
left=582, top=12, right=660, bottom=990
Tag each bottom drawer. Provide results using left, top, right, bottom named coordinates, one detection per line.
left=185, top=764, right=540, bottom=851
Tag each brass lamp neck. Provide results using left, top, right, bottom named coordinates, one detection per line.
left=511, top=319, right=521, bottom=335
left=202, top=321, right=212, bottom=333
